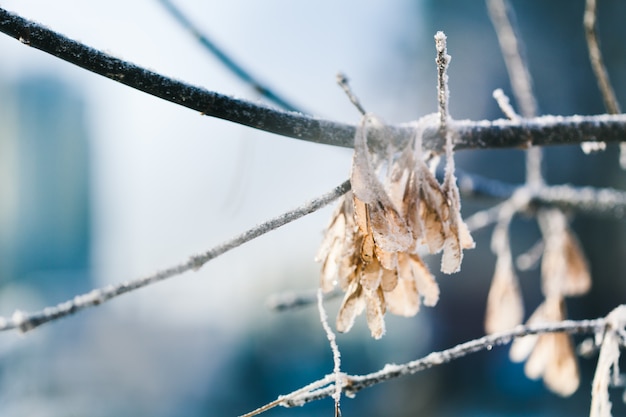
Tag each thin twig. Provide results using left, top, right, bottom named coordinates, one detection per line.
left=486, top=0, right=543, bottom=187
left=584, top=0, right=621, bottom=115
left=156, top=0, right=303, bottom=113
left=435, top=31, right=451, bottom=134
left=317, top=289, right=343, bottom=417
left=336, top=73, right=367, bottom=116
left=1, top=8, right=626, bottom=151
left=266, top=288, right=342, bottom=312
left=0, top=180, right=351, bottom=333
left=247, top=317, right=606, bottom=411
left=584, top=0, right=626, bottom=168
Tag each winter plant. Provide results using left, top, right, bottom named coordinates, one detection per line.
left=0, top=0, right=625, bottom=416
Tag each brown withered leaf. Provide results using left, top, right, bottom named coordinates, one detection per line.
left=368, top=199, right=413, bottom=253
left=409, top=254, right=439, bottom=307
left=336, top=281, right=365, bottom=333
left=441, top=227, right=462, bottom=274
left=360, top=231, right=376, bottom=264
left=380, top=268, right=398, bottom=292
left=353, top=194, right=369, bottom=235
left=351, top=115, right=384, bottom=205
left=403, top=171, right=424, bottom=243
left=360, top=258, right=383, bottom=291
left=385, top=276, right=420, bottom=316
left=510, top=297, right=580, bottom=397
left=485, top=255, right=524, bottom=334
left=542, top=333, right=580, bottom=397
left=420, top=199, right=446, bottom=254
left=364, top=286, right=386, bottom=339
left=561, top=229, right=591, bottom=296
left=510, top=297, right=563, bottom=362
left=316, top=195, right=351, bottom=292
left=375, top=246, right=398, bottom=271
left=539, top=209, right=591, bottom=298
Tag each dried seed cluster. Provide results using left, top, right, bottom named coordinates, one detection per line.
left=317, top=114, right=474, bottom=339
left=485, top=206, right=592, bottom=396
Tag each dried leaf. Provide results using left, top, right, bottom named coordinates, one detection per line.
left=562, top=229, right=591, bottom=296
left=360, top=259, right=382, bottom=290
left=441, top=226, right=462, bottom=274
left=336, top=281, right=365, bottom=333
left=351, top=116, right=381, bottom=205
left=364, top=287, right=386, bottom=339
left=510, top=299, right=553, bottom=362
left=375, top=246, right=398, bottom=271
left=456, top=213, right=475, bottom=250
left=380, top=268, right=398, bottom=292
left=542, top=333, right=579, bottom=397
left=409, top=254, right=439, bottom=307
left=385, top=276, right=420, bottom=316
left=420, top=200, right=446, bottom=254
left=317, top=196, right=351, bottom=292
left=403, top=171, right=424, bottom=242
left=485, top=256, right=524, bottom=334
left=353, top=195, right=369, bottom=235
left=368, top=199, right=412, bottom=253
left=539, top=209, right=591, bottom=298
left=511, top=297, right=579, bottom=396
left=590, top=305, right=626, bottom=417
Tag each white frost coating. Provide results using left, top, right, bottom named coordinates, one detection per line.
left=316, top=289, right=343, bottom=411
left=73, top=289, right=105, bottom=306
left=590, top=305, right=626, bottom=417
left=11, top=310, right=26, bottom=329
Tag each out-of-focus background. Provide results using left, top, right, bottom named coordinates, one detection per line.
left=0, top=0, right=625, bottom=415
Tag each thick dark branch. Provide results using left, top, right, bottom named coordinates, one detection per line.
left=1, top=7, right=626, bottom=151
left=0, top=7, right=353, bottom=148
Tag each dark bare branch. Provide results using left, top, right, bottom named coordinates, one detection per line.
left=2, top=7, right=626, bottom=152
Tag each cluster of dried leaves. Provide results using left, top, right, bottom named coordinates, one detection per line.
left=316, top=113, right=474, bottom=339
left=485, top=205, right=592, bottom=396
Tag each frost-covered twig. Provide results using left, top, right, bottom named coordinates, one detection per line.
left=584, top=0, right=621, bottom=115
left=156, top=0, right=303, bottom=113
left=1, top=7, right=626, bottom=151
left=487, top=0, right=543, bottom=187
left=589, top=305, right=626, bottom=417
left=0, top=180, right=351, bottom=332
left=266, top=288, right=342, bottom=312
left=317, top=289, right=343, bottom=417
left=247, top=317, right=605, bottom=411
left=584, top=0, right=625, bottom=164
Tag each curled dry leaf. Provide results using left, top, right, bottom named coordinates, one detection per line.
left=538, top=208, right=591, bottom=298
left=317, top=113, right=473, bottom=338
left=510, top=297, right=580, bottom=397
left=485, top=254, right=524, bottom=334
left=589, top=305, right=626, bottom=417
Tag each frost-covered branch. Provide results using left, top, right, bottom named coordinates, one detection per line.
left=1, top=7, right=626, bottom=152
left=0, top=180, right=351, bottom=332
left=244, top=317, right=606, bottom=413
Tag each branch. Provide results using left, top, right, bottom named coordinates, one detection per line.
left=247, top=317, right=606, bottom=412
left=156, top=0, right=304, bottom=113
left=2, top=7, right=626, bottom=151
left=584, top=0, right=621, bottom=114
left=457, top=170, right=626, bottom=218
left=0, top=180, right=351, bottom=332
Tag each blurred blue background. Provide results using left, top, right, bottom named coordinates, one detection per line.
left=0, top=0, right=625, bottom=416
